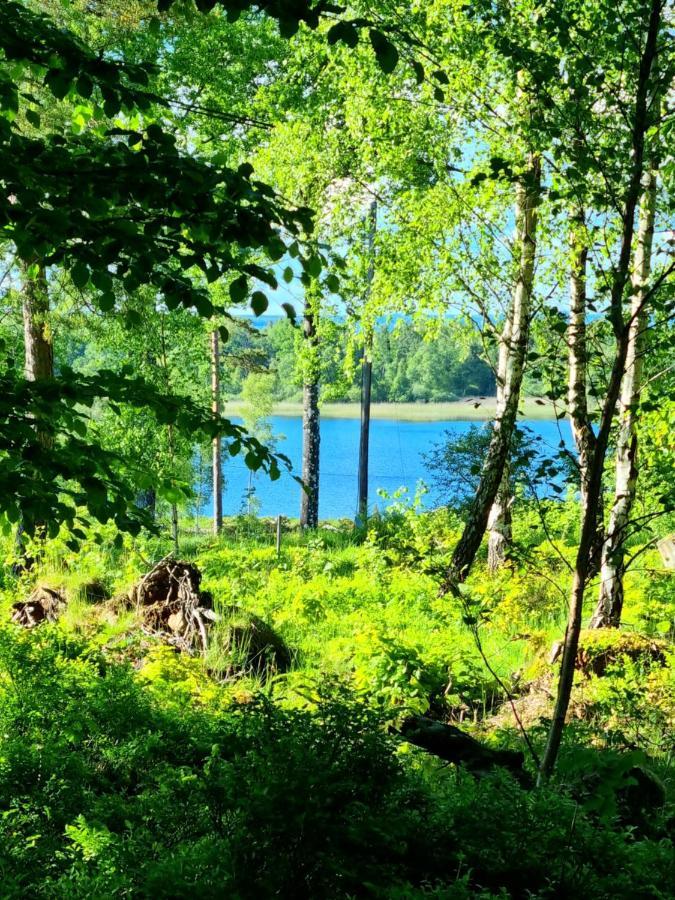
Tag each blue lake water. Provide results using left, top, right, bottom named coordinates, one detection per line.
left=197, top=416, right=573, bottom=520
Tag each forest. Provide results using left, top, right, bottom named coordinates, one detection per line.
left=0, top=0, right=674, bottom=897
left=216, top=316, right=498, bottom=403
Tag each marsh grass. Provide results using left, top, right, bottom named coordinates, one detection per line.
left=222, top=397, right=560, bottom=422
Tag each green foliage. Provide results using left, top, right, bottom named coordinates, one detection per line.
left=0, top=366, right=285, bottom=540
left=0, top=618, right=671, bottom=898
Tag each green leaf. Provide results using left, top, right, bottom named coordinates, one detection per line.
left=229, top=275, right=248, bottom=303
left=251, top=291, right=268, bottom=316
left=245, top=450, right=262, bottom=471
left=369, top=30, right=399, bottom=75
left=281, top=303, right=297, bottom=322
left=327, top=22, right=359, bottom=48
left=71, top=261, right=90, bottom=289
left=325, top=273, right=339, bottom=293
left=305, top=255, right=322, bottom=278
left=45, top=69, right=71, bottom=100
left=98, top=292, right=115, bottom=312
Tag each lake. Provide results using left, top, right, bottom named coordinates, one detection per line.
left=197, top=416, right=573, bottom=520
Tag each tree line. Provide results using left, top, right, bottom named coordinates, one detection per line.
left=222, top=316, right=497, bottom=403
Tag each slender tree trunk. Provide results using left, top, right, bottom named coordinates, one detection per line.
left=171, top=501, right=179, bottom=552
left=567, top=208, right=604, bottom=576
left=211, top=327, right=223, bottom=535
left=446, top=153, right=540, bottom=585
left=591, top=163, right=657, bottom=628
left=18, top=260, right=52, bottom=554
left=487, top=465, right=512, bottom=573
left=486, top=299, right=515, bottom=572
left=357, top=200, right=377, bottom=525
left=538, top=0, right=661, bottom=781
left=300, top=286, right=320, bottom=528
left=357, top=334, right=373, bottom=524
left=22, top=261, right=53, bottom=388
left=166, top=423, right=180, bottom=553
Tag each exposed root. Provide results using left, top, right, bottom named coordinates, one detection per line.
left=127, top=556, right=216, bottom=654
left=12, top=586, right=65, bottom=627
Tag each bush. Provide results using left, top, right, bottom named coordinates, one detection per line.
left=0, top=626, right=672, bottom=899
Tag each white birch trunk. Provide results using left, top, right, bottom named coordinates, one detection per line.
left=567, top=209, right=604, bottom=575
left=487, top=303, right=514, bottom=572
left=447, top=153, right=540, bottom=584
left=591, top=164, right=657, bottom=628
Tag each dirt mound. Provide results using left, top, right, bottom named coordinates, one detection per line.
left=550, top=630, right=669, bottom=676
left=80, top=580, right=108, bottom=603
left=12, top=586, right=65, bottom=627
left=575, top=630, right=667, bottom=677
left=127, top=557, right=216, bottom=653
left=215, top=606, right=291, bottom=678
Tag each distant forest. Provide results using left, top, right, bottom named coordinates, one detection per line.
left=223, top=317, right=497, bottom=403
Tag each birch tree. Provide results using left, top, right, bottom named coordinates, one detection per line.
left=590, top=161, right=659, bottom=627
left=566, top=210, right=606, bottom=576
left=447, top=151, right=541, bottom=584
left=539, top=0, right=666, bottom=780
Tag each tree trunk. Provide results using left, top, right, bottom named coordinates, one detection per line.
left=538, top=0, right=661, bottom=782
left=22, top=260, right=53, bottom=389
left=357, top=200, right=377, bottom=525
left=446, top=153, right=540, bottom=585
left=357, top=337, right=373, bottom=525
left=300, top=287, right=320, bottom=528
left=591, top=162, right=657, bottom=628
left=567, top=208, right=604, bottom=576
left=487, top=466, right=512, bottom=573
left=18, top=260, right=52, bottom=554
left=486, top=294, right=515, bottom=572
left=211, top=327, right=223, bottom=535
left=171, top=502, right=179, bottom=552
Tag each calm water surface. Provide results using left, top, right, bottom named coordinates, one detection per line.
left=198, top=417, right=572, bottom=520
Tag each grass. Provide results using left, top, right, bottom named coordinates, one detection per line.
left=222, top=397, right=560, bottom=422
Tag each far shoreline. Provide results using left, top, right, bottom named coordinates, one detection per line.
left=222, top=398, right=558, bottom=422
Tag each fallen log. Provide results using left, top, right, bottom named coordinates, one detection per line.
left=399, top=715, right=532, bottom=786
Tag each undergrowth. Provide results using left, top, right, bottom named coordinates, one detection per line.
left=0, top=506, right=672, bottom=897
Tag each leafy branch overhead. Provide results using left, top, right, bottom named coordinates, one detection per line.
left=0, top=0, right=357, bottom=537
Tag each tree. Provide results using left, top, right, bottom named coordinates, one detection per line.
left=211, top=326, right=224, bottom=535
left=539, top=0, right=667, bottom=781
left=1, top=0, right=369, bottom=539
left=591, top=159, right=659, bottom=627
left=446, top=149, right=541, bottom=584
left=299, top=279, right=321, bottom=527
left=566, top=208, right=604, bottom=577
left=357, top=200, right=377, bottom=525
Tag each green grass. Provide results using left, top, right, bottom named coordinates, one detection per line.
left=222, top=397, right=560, bottom=421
